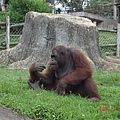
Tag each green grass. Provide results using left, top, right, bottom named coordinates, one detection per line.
left=0, top=67, right=120, bottom=120
left=10, top=37, right=20, bottom=42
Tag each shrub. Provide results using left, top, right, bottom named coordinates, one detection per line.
left=8, top=0, right=51, bottom=23
left=0, top=12, right=9, bottom=22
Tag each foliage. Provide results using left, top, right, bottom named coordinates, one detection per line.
left=8, top=0, right=51, bottom=23
left=90, top=0, right=112, bottom=5
left=59, top=0, right=113, bottom=18
left=0, top=67, right=120, bottom=120
left=0, top=12, right=9, bottom=22
left=85, top=0, right=113, bottom=18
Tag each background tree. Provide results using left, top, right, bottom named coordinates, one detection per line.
left=55, top=0, right=112, bottom=13
left=8, top=0, right=51, bottom=23
left=90, top=0, right=111, bottom=4
left=85, top=0, right=113, bottom=18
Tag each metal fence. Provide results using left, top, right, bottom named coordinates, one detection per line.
left=98, top=28, right=117, bottom=56
left=0, top=16, right=23, bottom=49
left=0, top=16, right=120, bottom=57
left=10, top=23, right=23, bottom=43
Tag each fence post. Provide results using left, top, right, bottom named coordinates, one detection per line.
left=6, top=16, right=10, bottom=49
left=117, top=23, right=120, bottom=57
left=0, top=0, right=5, bottom=11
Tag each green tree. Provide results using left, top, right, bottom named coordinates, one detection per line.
left=85, top=0, right=113, bottom=18
left=9, top=0, right=51, bottom=23
left=89, top=0, right=112, bottom=7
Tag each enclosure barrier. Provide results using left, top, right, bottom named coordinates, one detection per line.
left=117, top=24, right=120, bottom=56
left=0, top=16, right=24, bottom=50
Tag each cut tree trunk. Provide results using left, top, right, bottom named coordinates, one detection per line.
left=0, top=12, right=119, bottom=71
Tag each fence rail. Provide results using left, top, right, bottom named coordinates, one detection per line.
left=100, top=44, right=117, bottom=47
left=0, top=33, right=5, bottom=37
left=98, top=28, right=117, bottom=32
left=0, top=22, right=6, bottom=25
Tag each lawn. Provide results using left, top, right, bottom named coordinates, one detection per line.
left=0, top=66, right=120, bottom=120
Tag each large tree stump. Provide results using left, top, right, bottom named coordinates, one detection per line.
left=0, top=12, right=119, bottom=71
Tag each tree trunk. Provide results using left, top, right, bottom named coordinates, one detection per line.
left=0, top=12, right=119, bottom=71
